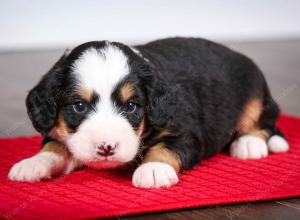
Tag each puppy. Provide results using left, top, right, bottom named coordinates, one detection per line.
left=8, top=38, right=289, bottom=188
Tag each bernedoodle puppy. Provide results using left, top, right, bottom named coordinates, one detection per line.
left=8, top=38, right=289, bottom=188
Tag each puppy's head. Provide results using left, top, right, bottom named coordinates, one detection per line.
left=26, top=41, right=176, bottom=169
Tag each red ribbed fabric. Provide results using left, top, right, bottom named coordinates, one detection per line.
left=0, top=115, right=299, bottom=220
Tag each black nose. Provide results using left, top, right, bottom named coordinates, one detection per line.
left=97, top=142, right=117, bottom=157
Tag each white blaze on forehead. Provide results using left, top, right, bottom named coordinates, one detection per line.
left=72, top=44, right=130, bottom=98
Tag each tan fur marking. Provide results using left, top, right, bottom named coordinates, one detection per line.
left=248, top=130, right=270, bottom=141
left=143, top=143, right=181, bottom=173
left=237, top=98, right=263, bottom=134
left=42, top=141, right=71, bottom=159
left=156, top=130, right=172, bottom=139
left=136, top=118, right=146, bottom=138
left=55, top=114, right=71, bottom=140
left=119, top=83, right=135, bottom=103
left=78, top=88, right=93, bottom=102
left=236, top=98, right=270, bottom=141
left=41, top=141, right=82, bottom=174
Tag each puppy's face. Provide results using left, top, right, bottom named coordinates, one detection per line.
left=27, top=41, right=159, bottom=169
left=64, top=46, right=147, bottom=168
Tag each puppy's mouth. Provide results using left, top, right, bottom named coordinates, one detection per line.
left=85, top=160, right=123, bottom=169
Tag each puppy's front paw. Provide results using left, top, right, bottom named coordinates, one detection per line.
left=230, top=135, right=268, bottom=159
left=8, top=152, right=63, bottom=182
left=132, top=162, right=178, bottom=188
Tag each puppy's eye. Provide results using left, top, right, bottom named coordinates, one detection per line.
left=124, top=102, right=137, bottom=113
left=73, top=101, right=88, bottom=113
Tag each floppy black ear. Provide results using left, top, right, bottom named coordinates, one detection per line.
left=145, top=70, right=178, bottom=129
left=26, top=51, right=69, bottom=134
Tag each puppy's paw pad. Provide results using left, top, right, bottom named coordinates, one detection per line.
left=230, top=135, right=268, bottom=159
left=8, top=153, right=58, bottom=182
left=132, top=162, right=178, bottom=188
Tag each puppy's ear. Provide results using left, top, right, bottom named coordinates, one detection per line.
left=26, top=50, right=69, bottom=134
left=144, top=68, right=178, bottom=129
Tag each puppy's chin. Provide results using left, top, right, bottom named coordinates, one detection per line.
left=85, top=160, right=124, bottom=169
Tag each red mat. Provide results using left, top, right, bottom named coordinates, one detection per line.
left=0, top=115, right=300, bottom=220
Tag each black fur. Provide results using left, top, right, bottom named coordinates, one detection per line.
left=26, top=37, right=282, bottom=171
left=136, top=38, right=281, bottom=169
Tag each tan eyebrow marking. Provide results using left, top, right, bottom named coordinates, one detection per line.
left=78, top=88, right=93, bottom=103
left=119, top=82, right=135, bottom=103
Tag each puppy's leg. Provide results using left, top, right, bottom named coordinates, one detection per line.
left=8, top=141, right=80, bottom=182
left=230, top=98, right=289, bottom=159
left=132, top=143, right=181, bottom=188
